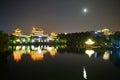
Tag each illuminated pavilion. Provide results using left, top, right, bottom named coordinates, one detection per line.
left=10, top=27, right=57, bottom=44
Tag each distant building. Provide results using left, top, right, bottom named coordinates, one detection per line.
left=12, top=28, right=22, bottom=36
left=51, top=32, right=57, bottom=37
left=102, top=28, right=112, bottom=35
left=11, top=27, right=56, bottom=44
left=50, top=32, right=57, bottom=39
left=31, top=27, right=44, bottom=35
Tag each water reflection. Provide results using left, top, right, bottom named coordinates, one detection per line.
left=13, top=51, right=22, bottom=62
left=85, top=49, right=95, bottom=58
left=8, top=45, right=120, bottom=80
left=11, top=45, right=120, bottom=68
left=47, top=46, right=57, bottom=56
left=30, top=51, right=44, bottom=61
left=12, top=45, right=57, bottom=62
left=111, top=49, right=120, bottom=67
left=55, top=46, right=120, bottom=68
left=103, top=50, right=111, bottom=60
left=83, top=66, right=87, bottom=79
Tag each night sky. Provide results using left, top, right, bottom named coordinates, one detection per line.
left=0, top=0, right=120, bottom=34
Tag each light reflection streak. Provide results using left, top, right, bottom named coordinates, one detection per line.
left=83, top=66, right=87, bottom=79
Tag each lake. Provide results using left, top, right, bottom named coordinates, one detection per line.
left=0, top=45, right=120, bottom=80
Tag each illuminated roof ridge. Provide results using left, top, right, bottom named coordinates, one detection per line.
left=12, top=28, right=22, bottom=36
left=32, top=27, right=44, bottom=35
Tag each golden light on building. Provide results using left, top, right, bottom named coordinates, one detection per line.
left=32, top=27, right=44, bottom=35
left=12, top=28, right=22, bottom=36
left=50, top=32, right=57, bottom=38
left=102, top=28, right=112, bottom=35
left=85, top=39, right=95, bottom=45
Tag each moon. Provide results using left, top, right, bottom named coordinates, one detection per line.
left=83, top=8, right=87, bottom=13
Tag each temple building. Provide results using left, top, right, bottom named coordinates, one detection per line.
left=12, top=28, right=22, bottom=36
left=11, top=27, right=55, bottom=44
left=31, top=27, right=44, bottom=35
left=102, top=28, right=113, bottom=35
left=50, top=32, right=57, bottom=38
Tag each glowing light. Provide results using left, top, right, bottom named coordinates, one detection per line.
left=83, top=8, right=87, bottom=13
left=38, top=48, right=42, bottom=54
left=22, top=39, right=26, bottom=42
left=103, top=51, right=110, bottom=60
left=47, top=38, right=50, bottom=42
left=47, top=47, right=57, bottom=56
left=83, top=66, right=87, bottom=79
left=64, top=32, right=67, bottom=35
left=13, top=51, right=22, bottom=62
left=50, top=48, right=57, bottom=56
left=30, top=51, right=44, bottom=61
left=16, top=39, right=20, bottom=42
left=47, top=46, right=53, bottom=51
left=22, top=46, right=26, bottom=50
left=31, top=40, right=34, bottom=42
left=31, top=45, right=34, bottom=50
left=16, top=46, right=21, bottom=50
left=94, top=52, right=98, bottom=58
left=85, top=50, right=95, bottom=58
left=27, top=46, right=30, bottom=53
left=85, top=39, right=95, bottom=45
left=38, top=35, right=42, bottom=37
left=94, top=31, right=98, bottom=35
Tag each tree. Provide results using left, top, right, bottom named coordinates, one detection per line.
left=0, top=31, right=9, bottom=52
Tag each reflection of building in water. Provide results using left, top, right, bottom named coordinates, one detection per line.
left=47, top=47, right=57, bottom=56
left=30, top=45, right=45, bottom=61
left=13, top=46, right=30, bottom=62
left=30, top=51, right=44, bottom=61
left=103, top=50, right=110, bottom=60
left=85, top=49, right=95, bottom=58
left=12, top=45, right=57, bottom=62
left=13, top=51, right=23, bottom=62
